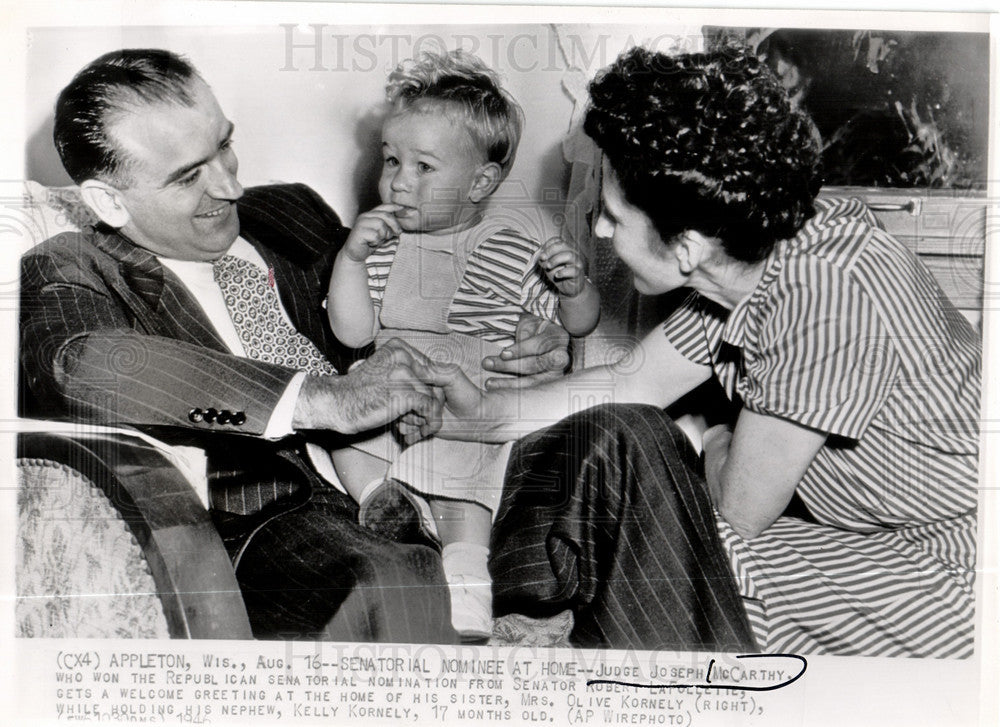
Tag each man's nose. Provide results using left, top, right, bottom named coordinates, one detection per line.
left=593, top=213, right=614, bottom=239
left=206, top=157, right=243, bottom=200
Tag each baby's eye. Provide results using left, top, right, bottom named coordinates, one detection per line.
left=384, top=156, right=399, bottom=167
left=417, top=161, right=434, bottom=174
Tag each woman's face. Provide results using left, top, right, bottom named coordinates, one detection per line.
left=594, top=161, right=682, bottom=295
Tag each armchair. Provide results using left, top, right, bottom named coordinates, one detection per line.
left=12, top=182, right=253, bottom=639
left=17, top=429, right=252, bottom=639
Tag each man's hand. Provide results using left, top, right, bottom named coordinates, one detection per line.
left=482, top=314, right=571, bottom=390
left=293, top=338, right=443, bottom=444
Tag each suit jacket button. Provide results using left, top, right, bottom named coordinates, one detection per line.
left=188, top=408, right=205, bottom=423
left=204, top=407, right=219, bottom=423
left=217, top=410, right=232, bottom=424
left=232, top=411, right=247, bottom=426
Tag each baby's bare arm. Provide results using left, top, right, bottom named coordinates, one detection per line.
left=539, top=238, right=600, bottom=336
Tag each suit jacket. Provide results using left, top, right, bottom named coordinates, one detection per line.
left=20, top=183, right=355, bottom=517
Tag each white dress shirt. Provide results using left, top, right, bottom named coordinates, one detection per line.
left=158, top=237, right=306, bottom=440
left=159, top=238, right=345, bottom=490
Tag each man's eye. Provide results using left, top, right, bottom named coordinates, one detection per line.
left=178, top=170, right=201, bottom=187
left=220, top=137, right=235, bottom=151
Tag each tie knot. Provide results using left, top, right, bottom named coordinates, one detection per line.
left=213, top=255, right=269, bottom=292
left=212, top=253, right=248, bottom=283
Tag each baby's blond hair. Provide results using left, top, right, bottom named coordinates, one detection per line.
left=386, top=50, right=524, bottom=180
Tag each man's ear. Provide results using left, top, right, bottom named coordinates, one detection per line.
left=79, top=179, right=131, bottom=228
left=468, top=162, right=502, bottom=204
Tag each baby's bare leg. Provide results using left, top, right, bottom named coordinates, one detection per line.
left=431, top=499, right=493, bottom=641
left=331, top=446, right=391, bottom=502
left=430, top=499, right=492, bottom=547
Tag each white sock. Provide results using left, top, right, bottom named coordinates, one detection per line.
left=441, top=542, right=491, bottom=584
left=357, top=478, right=386, bottom=505
left=442, top=542, right=493, bottom=638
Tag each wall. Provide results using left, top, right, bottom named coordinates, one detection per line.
left=25, top=23, right=698, bottom=231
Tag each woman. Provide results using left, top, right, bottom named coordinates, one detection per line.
left=439, top=44, right=979, bottom=657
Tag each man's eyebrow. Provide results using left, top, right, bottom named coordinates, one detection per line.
left=161, top=122, right=235, bottom=187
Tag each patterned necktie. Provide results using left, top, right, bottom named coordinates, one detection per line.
left=212, top=255, right=337, bottom=376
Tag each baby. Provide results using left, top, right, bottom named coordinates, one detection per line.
left=327, top=49, right=600, bottom=640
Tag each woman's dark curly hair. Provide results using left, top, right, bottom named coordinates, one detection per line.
left=584, top=44, right=823, bottom=263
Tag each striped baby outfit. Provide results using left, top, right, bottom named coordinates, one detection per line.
left=360, top=213, right=561, bottom=510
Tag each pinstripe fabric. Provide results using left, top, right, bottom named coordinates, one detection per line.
left=213, top=460, right=454, bottom=644
left=20, top=184, right=455, bottom=643
left=492, top=404, right=756, bottom=651
left=662, top=197, right=979, bottom=657
left=365, top=216, right=560, bottom=341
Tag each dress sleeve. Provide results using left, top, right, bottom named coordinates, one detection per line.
left=738, top=256, right=899, bottom=440
left=661, top=292, right=723, bottom=366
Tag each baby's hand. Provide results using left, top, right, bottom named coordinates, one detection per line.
left=539, top=237, right=587, bottom=298
left=343, top=203, right=403, bottom=262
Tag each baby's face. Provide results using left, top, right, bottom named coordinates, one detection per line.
left=379, top=111, right=485, bottom=234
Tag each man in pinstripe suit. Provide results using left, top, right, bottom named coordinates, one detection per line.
left=22, top=48, right=757, bottom=651
left=20, top=49, right=470, bottom=643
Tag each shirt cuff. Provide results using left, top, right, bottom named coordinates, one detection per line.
left=263, top=371, right=307, bottom=439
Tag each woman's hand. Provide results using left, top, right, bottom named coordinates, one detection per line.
left=407, top=356, right=515, bottom=444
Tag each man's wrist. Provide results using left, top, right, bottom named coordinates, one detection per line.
left=292, top=374, right=347, bottom=432
left=265, top=372, right=308, bottom=438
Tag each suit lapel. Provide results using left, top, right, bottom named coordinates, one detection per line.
left=90, top=226, right=230, bottom=353
left=241, top=227, right=334, bottom=357
left=86, top=186, right=347, bottom=371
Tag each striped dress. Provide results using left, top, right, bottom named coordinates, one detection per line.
left=663, top=197, right=980, bottom=658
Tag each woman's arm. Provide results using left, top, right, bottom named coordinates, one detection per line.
left=704, top=409, right=826, bottom=539
left=440, top=323, right=713, bottom=442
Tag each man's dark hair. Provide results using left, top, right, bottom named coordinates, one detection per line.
left=584, top=44, right=823, bottom=263
left=54, top=49, right=202, bottom=186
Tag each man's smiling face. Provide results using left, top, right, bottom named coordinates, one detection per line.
left=108, top=78, right=244, bottom=261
